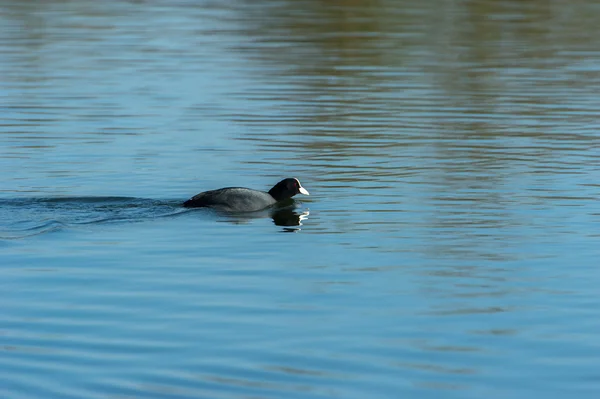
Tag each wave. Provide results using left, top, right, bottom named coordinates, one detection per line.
left=0, top=197, right=309, bottom=239
left=0, top=197, right=186, bottom=239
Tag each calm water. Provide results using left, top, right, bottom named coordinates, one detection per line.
left=2, top=0, right=600, bottom=398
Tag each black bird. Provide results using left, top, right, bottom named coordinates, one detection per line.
left=183, top=178, right=310, bottom=212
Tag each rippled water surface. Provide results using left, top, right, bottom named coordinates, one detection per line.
left=2, top=1, right=600, bottom=398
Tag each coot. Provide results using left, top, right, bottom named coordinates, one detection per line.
left=183, top=178, right=310, bottom=212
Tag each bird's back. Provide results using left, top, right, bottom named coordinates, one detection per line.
left=183, top=187, right=276, bottom=212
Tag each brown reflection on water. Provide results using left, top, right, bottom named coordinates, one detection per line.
left=229, top=0, right=600, bottom=177
left=227, top=0, right=600, bottom=263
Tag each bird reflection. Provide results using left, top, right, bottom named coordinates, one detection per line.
left=271, top=208, right=310, bottom=232
left=217, top=205, right=310, bottom=231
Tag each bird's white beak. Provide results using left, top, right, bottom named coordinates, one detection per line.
left=299, top=186, right=310, bottom=196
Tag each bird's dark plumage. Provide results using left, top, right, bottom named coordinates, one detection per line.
left=183, top=178, right=309, bottom=212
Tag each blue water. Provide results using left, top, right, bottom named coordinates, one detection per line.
left=2, top=1, right=600, bottom=398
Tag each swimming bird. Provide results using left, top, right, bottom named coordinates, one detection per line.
left=183, top=178, right=310, bottom=212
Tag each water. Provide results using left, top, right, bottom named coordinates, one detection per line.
left=2, top=0, right=600, bottom=397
